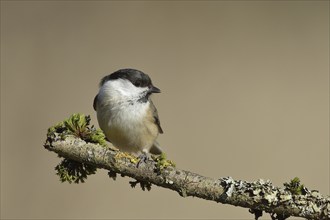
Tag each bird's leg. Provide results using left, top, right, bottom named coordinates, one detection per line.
left=136, top=149, right=151, bottom=168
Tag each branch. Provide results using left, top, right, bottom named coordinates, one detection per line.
left=43, top=136, right=329, bottom=220
left=44, top=114, right=330, bottom=220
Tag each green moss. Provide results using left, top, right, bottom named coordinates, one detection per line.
left=129, top=180, right=152, bottom=191
left=283, top=177, right=306, bottom=195
left=153, top=153, right=175, bottom=172
left=55, top=159, right=97, bottom=184
left=115, top=152, right=139, bottom=164
left=47, top=113, right=106, bottom=147
left=47, top=113, right=107, bottom=183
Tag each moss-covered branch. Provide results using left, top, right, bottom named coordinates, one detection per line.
left=44, top=114, right=330, bottom=220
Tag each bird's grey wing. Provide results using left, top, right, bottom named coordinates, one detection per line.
left=93, top=94, right=112, bottom=143
left=150, top=100, right=163, bottom=134
left=93, top=94, right=98, bottom=111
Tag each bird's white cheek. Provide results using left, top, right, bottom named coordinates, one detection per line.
left=100, top=79, right=148, bottom=101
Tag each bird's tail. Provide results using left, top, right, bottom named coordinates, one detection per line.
left=149, top=141, right=163, bottom=155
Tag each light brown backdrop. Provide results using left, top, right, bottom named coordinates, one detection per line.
left=1, top=1, right=329, bottom=219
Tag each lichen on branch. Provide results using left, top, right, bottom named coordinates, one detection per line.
left=47, top=113, right=106, bottom=146
left=44, top=114, right=330, bottom=220
left=46, top=113, right=107, bottom=183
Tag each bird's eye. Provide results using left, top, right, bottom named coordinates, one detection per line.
left=133, top=81, right=141, bottom=87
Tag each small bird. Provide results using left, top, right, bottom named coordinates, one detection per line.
left=93, top=68, right=163, bottom=155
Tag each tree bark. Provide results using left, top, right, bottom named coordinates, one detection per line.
left=44, top=134, right=330, bottom=220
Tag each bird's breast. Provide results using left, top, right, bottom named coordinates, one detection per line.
left=97, top=101, right=158, bottom=153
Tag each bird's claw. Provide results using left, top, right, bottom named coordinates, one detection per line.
left=136, top=151, right=150, bottom=168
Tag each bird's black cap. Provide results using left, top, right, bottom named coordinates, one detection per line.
left=100, top=68, right=154, bottom=88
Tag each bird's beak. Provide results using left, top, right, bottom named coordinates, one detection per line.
left=149, top=85, right=161, bottom=93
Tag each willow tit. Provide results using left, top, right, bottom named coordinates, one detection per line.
left=93, top=68, right=163, bottom=155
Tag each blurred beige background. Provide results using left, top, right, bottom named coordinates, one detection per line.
left=1, top=1, right=329, bottom=219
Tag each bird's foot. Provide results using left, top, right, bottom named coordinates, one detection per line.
left=136, top=150, right=151, bottom=168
